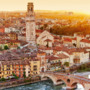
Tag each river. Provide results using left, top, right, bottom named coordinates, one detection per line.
left=3, top=80, right=67, bottom=90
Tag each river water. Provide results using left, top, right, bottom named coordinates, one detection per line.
left=3, top=80, right=67, bottom=90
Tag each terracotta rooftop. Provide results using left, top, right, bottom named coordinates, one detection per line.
left=57, top=53, right=69, bottom=59
left=48, top=56, right=60, bottom=61
left=63, top=38, right=72, bottom=42
left=80, top=39, right=90, bottom=43
left=44, top=39, right=52, bottom=42
left=36, top=29, right=43, bottom=33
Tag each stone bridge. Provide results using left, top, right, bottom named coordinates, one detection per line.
left=40, top=72, right=90, bottom=90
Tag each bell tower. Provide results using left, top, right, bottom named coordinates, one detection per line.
left=27, top=3, right=34, bottom=12
left=26, top=2, right=36, bottom=45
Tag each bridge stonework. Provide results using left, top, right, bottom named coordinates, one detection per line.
left=40, top=72, right=90, bottom=90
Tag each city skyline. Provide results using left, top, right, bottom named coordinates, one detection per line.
left=0, top=0, right=90, bottom=14
left=0, top=1, right=90, bottom=90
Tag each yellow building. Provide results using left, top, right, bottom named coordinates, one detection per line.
left=0, top=58, right=40, bottom=79
left=30, top=59, right=40, bottom=75
left=0, top=62, right=13, bottom=79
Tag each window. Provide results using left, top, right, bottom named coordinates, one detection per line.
left=33, top=65, right=37, bottom=71
left=28, top=71, right=30, bottom=73
left=33, top=65, right=37, bottom=68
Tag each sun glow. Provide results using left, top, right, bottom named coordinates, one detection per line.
left=83, top=11, right=90, bottom=15
left=0, top=0, right=90, bottom=15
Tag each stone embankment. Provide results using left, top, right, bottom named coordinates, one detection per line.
left=0, top=76, right=42, bottom=90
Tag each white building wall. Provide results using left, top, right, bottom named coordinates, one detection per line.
left=25, top=65, right=30, bottom=77
left=5, top=27, right=19, bottom=33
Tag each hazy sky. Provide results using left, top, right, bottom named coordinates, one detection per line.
left=0, top=0, right=90, bottom=14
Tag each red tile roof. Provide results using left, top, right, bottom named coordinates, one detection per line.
left=80, top=39, right=90, bottom=43
left=72, top=37, right=77, bottom=40
left=44, top=39, right=52, bottom=42
left=63, top=38, right=72, bottom=42
left=57, top=53, right=69, bottom=59
left=36, top=30, right=43, bottom=33
left=48, top=56, right=60, bottom=61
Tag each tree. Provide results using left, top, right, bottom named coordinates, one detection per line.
left=23, top=72, right=26, bottom=78
left=80, top=64, right=87, bottom=70
left=12, top=73, right=19, bottom=79
left=17, top=46, right=20, bottom=49
left=0, top=77, right=6, bottom=81
left=4, top=45, right=9, bottom=50
left=64, top=62, right=69, bottom=67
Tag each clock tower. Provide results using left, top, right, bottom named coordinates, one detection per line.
left=26, top=3, right=36, bottom=45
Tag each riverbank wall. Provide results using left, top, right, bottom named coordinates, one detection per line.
left=0, top=77, right=45, bottom=90
left=0, top=80, right=42, bottom=90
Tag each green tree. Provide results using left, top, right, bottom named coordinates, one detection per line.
left=64, top=62, right=69, bottom=67
left=0, top=77, right=6, bottom=81
left=80, top=64, right=87, bottom=70
left=4, top=45, right=9, bottom=50
left=12, top=73, right=19, bottom=79
left=17, top=46, right=20, bottom=49
left=23, top=72, right=26, bottom=78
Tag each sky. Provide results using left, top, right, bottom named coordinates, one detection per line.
left=0, top=0, right=90, bottom=14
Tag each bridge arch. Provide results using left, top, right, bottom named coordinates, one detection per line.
left=40, top=73, right=67, bottom=85
left=39, top=72, right=89, bottom=89
left=71, top=82, right=78, bottom=88
left=56, top=79, right=66, bottom=85
left=40, top=74, right=57, bottom=85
